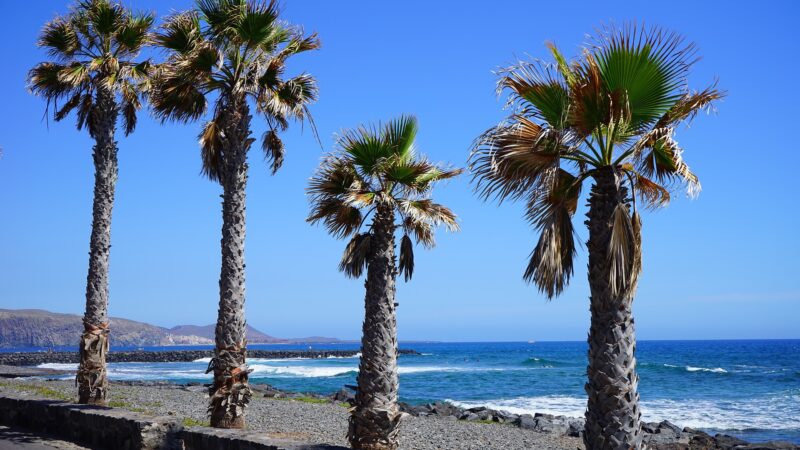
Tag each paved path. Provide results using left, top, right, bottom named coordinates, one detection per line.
left=0, top=426, right=91, bottom=450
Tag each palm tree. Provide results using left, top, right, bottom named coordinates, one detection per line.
left=308, top=116, right=460, bottom=450
left=28, top=0, right=153, bottom=405
left=149, top=0, right=319, bottom=428
left=471, top=26, right=723, bottom=449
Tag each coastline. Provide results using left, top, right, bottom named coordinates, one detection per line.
left=0, top=379, right=796, bottom=449
left=1, top=342, right=797, bottom=446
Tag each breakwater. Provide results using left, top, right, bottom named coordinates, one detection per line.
left=0, top=349, right=418, bottom=366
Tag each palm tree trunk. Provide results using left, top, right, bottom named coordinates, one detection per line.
left=208, top=99, right=253, bottom=429
left=348, top=204, right=401, bottom=450
left=584, top=166, right=643, bottom=449
left=77, top=86, right=118, bottom=405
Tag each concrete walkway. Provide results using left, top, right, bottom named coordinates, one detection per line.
left=0, top=426, right=91, bottom=450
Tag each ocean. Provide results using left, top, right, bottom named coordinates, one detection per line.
left=29, top=340, right=800, bottom=444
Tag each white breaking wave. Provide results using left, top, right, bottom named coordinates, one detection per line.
left=448, top=394, right=800, bottom=431
left=37, top=363, right=77, bottom=371
left=664, top=364, right=728, bottom=374
left=37, top=361, right=500, bottom=379
left=327, top=353, right=361, bottom=359
left=249, top=364, right=357, bottom=378
left=448, top=396, right=587, bottom=418
left=686, top=366, right=728, bottom=373
left=246, top=364, right=505, bottom=377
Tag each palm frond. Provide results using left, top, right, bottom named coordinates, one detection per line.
left=608, top=203, right=641, bottom=299
left=28, top=63, right=74, bottom=101
left=149, top=67, right=208, bottom=123
left=119, top=81, right=140, bottom=135
left=197, top=0, right=246, bottom=42
left=399, top=199, right=459, bottom=233
left=307, top=197, right=363, bottom=239
left=546, top=41, right=578, bottom=88
left=631, top=171, right=670, bottom=209
left=199, top=117, right=224, bottom=181
left=261, top=128, right=284, bottom=174
left=470, top=115, right=564, bottom=202
left=114, top=13, right=154, bottom=54
left=382, top=115, right=418, bottom=159
left=307, top=156, right=367, bottom=198
left=570, top=50, right=607, bottom=137
left=237, top=0, right=285, bottom=50
left=401, top=165, right=463, bottom=195
left=497, top=60, right=570, bottom=128
left=398, top=234, right=414, bottom=281
left=39, top=18, right=80, bottom=59
left=76, top=93, right=95, bottom=135
left=402, top=216, right=435, bottom=248
left=522, top=168, right=580, bottom=298
left=278, top=32, right=321, bottom=59
left=633, top=128, right=700, bottom=197
left=591, top=24, right=698, bottom=132
left=156, top=12, right=202, bottom=53
left=337, top=124, right=389, bottom=176
left=523, top=209, right=575, bottom=299
left=339, top=233, right=371, bottom=278
left=54, top=91, right=83, bottom=122
left=121, top=101, right=137, bottom=135
left=85, top=0, right=125, bottom=35
left=655, top=85, right=725, bottom=128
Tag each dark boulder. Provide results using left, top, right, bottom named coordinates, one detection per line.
left=515, top=414, right=536, bottom=430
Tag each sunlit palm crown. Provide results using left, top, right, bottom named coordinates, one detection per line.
left=28, top=0, right=154, bottom=136
left=149, top=0, right=319, bottom=181
left=308, top=116, right=461, bottom=281
left=470, top=25, right=724, bottom=299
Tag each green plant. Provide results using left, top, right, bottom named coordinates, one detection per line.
left=183, top=417, right=211, bottom=427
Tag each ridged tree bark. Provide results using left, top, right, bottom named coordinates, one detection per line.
left=77, top=85, right=118, bottom=405
left=348, top=204, right=401, bottom=450
left=208, top=97, right=254, bottom=428
left=584, top=166, right=643, bottom=449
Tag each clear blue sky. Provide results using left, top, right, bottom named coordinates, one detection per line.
left=1, top=1, right=798, bottom=341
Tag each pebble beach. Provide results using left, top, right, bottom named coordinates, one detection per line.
left=0, top=379, right=583, bottom=450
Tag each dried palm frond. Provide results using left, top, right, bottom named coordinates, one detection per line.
left=524, top=208, right=576, bottom=299
left=339, top=233, right=371, bottom=279
left=522, top=169, right=581, bottom=298
left=261, top=128, right=284, bottom=174
left=403, top=216, right=435, bottom=249
left=398, top=234, right=414, bottom=281
left=398, top=199, right=459, bottom=233
left=608, top=204, right=641, bottom=299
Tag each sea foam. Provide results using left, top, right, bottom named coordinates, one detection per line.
left=448, top=394, right=800, bottom=431
left=36, top=363, right=77, bottom=370
left=249, top=365, right=356, bottom=377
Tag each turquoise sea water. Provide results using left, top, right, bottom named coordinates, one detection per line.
left=30, top=340, right=800, bottom=443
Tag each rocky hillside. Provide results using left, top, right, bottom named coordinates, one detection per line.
left=0, top=309, right=338, bottom=348
left=168, top=324, right=282, bottom=343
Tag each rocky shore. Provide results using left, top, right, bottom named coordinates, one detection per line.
left=0, top=379, right=795, bottom=450
left=0, top=349, right=418, bottom=367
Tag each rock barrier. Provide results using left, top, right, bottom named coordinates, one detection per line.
left=0, top=349, right=419, bottom=367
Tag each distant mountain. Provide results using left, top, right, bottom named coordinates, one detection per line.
left=0, top=309, right=339, bottom=348
left=169, top=324, right=283, bottom=343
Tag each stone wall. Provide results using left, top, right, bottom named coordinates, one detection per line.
left=0, top=394, right=182, bottom=449
left=0, top=393, right=348, bottom=450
